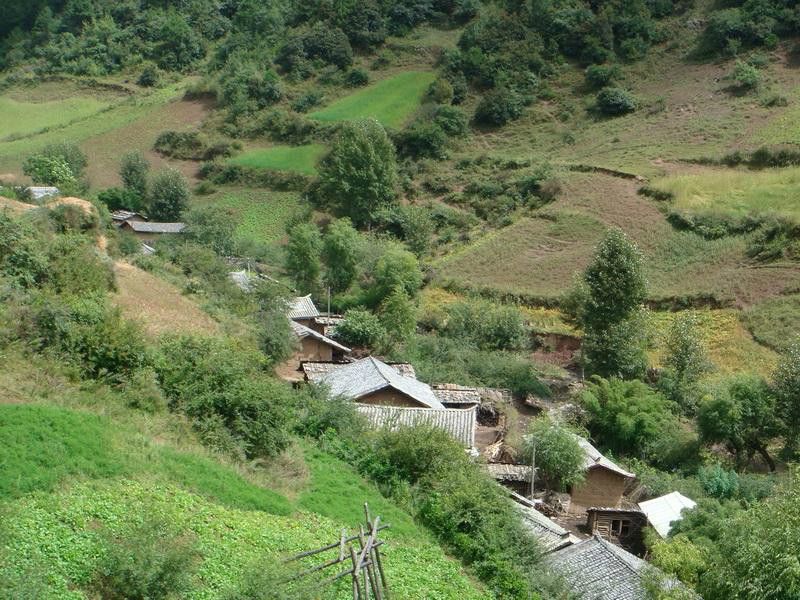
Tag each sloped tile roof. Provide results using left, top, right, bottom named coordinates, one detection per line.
left=432, top=384, right=482, bottom=405
left=124, top=221, right=185, bottom=233
left=577, top=436, right=635, bottom=478
left=290, top=320, right=351, bottom=354
left=356, top=404, right=476, bottom=448
left=27, top=186, right=59, bottom=200
left=638, top=491, right=696, bottom=538
left=302, top=360, right=415, bottom=382
left=510, top=492, right=572, bottom=553
left=288, top=295, right=321, bottom=319
left=111, top=210, right=146, bottom=221
left=319, top=357, right=444, bottom=409
left=546, top=536, right=649, bottom=600
left=487, top=463, right=532, bottom=483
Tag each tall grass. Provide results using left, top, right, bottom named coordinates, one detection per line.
left=228, top=144, right=326, bottom=175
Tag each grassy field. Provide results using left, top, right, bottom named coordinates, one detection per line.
left=113, top=261, right=220, bottom=338
left=197, top=187, right=303, bottom=247
left=229, top=144, right=326, bottom=175
left=0, top=95, right=110, bottom=140
left=743, top=293, right=800, bottom=351
left=651, top=166, right=800, bottom=223
left=648, top=309, right=778, bottom=378
left=309, top=71, right=436, bottom=129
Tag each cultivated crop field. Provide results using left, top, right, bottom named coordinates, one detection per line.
left=228, top=144, right=326, bottom=175
left=651, top=166, right=800, bottom=223
left=0, top=95, right=110, bottom=140
left=309, top=71, right=436, bottom=129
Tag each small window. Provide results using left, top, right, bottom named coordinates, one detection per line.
left=620, top=521, right=631, bottom=536
left=611, top=519, right=622, bottom=534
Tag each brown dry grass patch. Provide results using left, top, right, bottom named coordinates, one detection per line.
left=112, top=261, right=219, bottom=338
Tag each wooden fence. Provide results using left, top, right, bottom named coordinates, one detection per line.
left=285, top=503, right=390, bottom=599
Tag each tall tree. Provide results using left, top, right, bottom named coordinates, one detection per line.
left=120, top=151, right=150, bottom=199
left=773, top=340, right=800, bottom=457
left=148, top=168, right=189, bottom=221
left=577, top=228, right=648, bottom=379
left=659, top=311, right=711, bottom=414
left=285, top=222, right=322, bottom=295
left=322, top=218, right=360, bottom=293
left=316, top=119, right=398, bottom=229
left=379, top=286, right=417, bottom=344
left=525, top=417, right=585, bottom=492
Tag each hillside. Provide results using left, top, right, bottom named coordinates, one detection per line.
left=2, top=0, right=800, bottom=598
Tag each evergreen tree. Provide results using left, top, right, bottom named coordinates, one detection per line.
left=120, top=151, right=150, bottom=199
left=285, top=222, right=322, bottom=295
left=316, top=119, right=398, bottom=229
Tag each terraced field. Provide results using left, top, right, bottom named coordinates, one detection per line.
left=229, top=144, right=326, bottom=175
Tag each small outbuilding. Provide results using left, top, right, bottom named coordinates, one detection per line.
left=290, top=321, right=351, bottom=363
left=287, top=295, right=321, bottom=328
left=487, top=464, right=533, bottom=496
left=119, top=220, right=185, bottom=242
left=638, top=491, right=696, bottom=538
left=586, top=507, right=648, bottom=555
left=111, top=210, right=147, bottom=227
left=356, top=404, right=477, bottom=448
left=569, top=436, right=635, bottom=515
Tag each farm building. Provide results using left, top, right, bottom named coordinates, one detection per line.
left=638, top=491, right=696, bottom=538
left=119, top=220, right=185, bottom=242
left=546, top=535, right=656, bottom=600
left=301, top=360, right=415, bottom=383
left=586, top=507, right=648, bottom=555
left=431, top=383, right=482, bottom=408
left=290, top=321, right=350, bottom=362
left=317, top=357, right=444, bottom=409
left=511, top=492, right=576, bottom=552
left=288, top=295, right=321, bottom=327
left=26, top=186, right=59, bottom=201
left=487, top=464, right=533, bottom=496
left=356, top=404, right=477, bottom=448
left=110, top=210, right=147, bottom=227
left=569, top=436, right=635, bottom=515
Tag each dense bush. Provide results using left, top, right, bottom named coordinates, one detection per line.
left=474, top=88, right=524, bottom=126
left=525, top=417, right=585, bottom=491
left=585, top=64, right=622, bottom=89
left=345, top=68, right=369, bottom=87
left=276, top=25, right=353, bottom=73
left=148, top=168, right=190, bottom=221
left=154, top=131, right=235, bottom=161
left=443, top=299, right=528, bottom=351
left=596, top=87, right=638, bottom=116
left=730, top=60, right=760, bottom=90
left=395, top=122, right=448, bottom=159
left=334, top=308, right=386, bottom=348
left=434, top=105, right=469, bottom=137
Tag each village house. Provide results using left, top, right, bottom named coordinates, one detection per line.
left=569, top=436, right=636, bottom=515
left=119, top=220, right=185, bottom=242
left=487, top=464, right=533, bottom=496
left=300, top=360, right=415, bottom=382
left=290, top=321, right=351, bottom=363
left=511, top=491, right=577, bottom=552
left=431, top=383, right=482, bottom=409
left=586, top=507, right=649, bottom=555
left=110, top=210, right=147, bottom=227
left=287, top=295, right=321, bottom=329
left=638, top=491, right=696, bottom=538
left=317, top=356, right=445, bottom=409
left=356, top=404, right=477, bottom=449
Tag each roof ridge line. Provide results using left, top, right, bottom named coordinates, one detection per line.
left=593, top=536, right=643, bottom=575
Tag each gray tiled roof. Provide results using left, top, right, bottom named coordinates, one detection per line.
left=290, top=321, right=351, bottom=353
left=510, top=492, right=573, bottom=553
left=356, top=404, right=476, bottom=448
left=26, top=186, right=59, bottom=200
left=487, top=464, right=532, bottom=483
left=432, top=384, right=482, bottom=405
left=302, top=360, right=415, bottom=382
left=577, top=436, right=635, bottom=478
left=111, top=210, right=146, bottom=221
left=318, top=357, right=443, bottom=409
left=288, top=295, right=321, bottom=319
left=124, top=221, right=185, bottom=233
left=546, top=536, right=648, bottom=600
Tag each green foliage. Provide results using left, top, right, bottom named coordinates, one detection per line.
left=137, top=61, right=161, bottom=87
left=0, top=212, right=48, bottom=287
left=698, top=464, right=739, bottom=500
left=285, top=222, right=322, bottom=294
left=443, top=299, right=528, bottom=352
left=183, top=205, right=237, bottom=255
left=434, top=105, right=469, bottom=137
left=372, top=244, right=423, bottom=300
left=155, top=335, right=293, bottom=459
left=379, top=287, right=417, bottom=344
left=316, top=119, right=398, bottom=228
left=581, top=377, right=695, bottom=469
left=596, top=87, right=638, bottom=116
left=526, top=416, right=585, bottom=492
left=474, top=88, right=524, bottom=126
left=148, top=168, right=190, bottom=221
left=647, top=534, right=709, bottom=589
left=395, top=121, right=448, bottom=159
left=334, top=308, right=386, bottom=348
left=345, top=68, right=369, bottom=87
left=773, top=340, right=800, bottom=456
left=322, top=218, right=360, bottom=293
left=697, top=374, right=779, bottom=471
left=98, top=187, right=145, bottom=213
left=22, top=154, right=75, bottom=186
left=730, top=60, right=760, bottom=90
left=92, top=519, right=198, bottom=600
left=40, top=141, right=88, bottom=179
left=120, top=151, right=150, bottom=200
left=659, top=311, right=711, bottom=413
left=585, top=64, right=622, bottom=90
left=221, top=560, right=322, bottom=600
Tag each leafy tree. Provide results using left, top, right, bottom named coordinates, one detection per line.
left=444, top=299, right=527, bottom=352
left=40, top=142, right=87, bottom=179
left=316, top=119, right=398, bottom=228
left=333, top=308, right=386, bottom=348
left=577, top=228, right=648, bottom=379
left=151, top=9, right=204, bottom=71
left=647, top=534, right=709, bottom=589
left=285, top=222, right=322, bottom=294
left=119, top=151, right=150, bottom=199
left=97, top=188, right=144, bottom=213
left=580, top=376, right=694, bottom=469
left=596, top=87, right=638, bottom=116
left=252, top=280, right=295, bottom=364
left=379, top=287, right=417, bottom=344
left=22, top=155, right=75, bottom=186
left=183, top=205, right=237, bottom=255
left=773, top=340, right=800, bottom=456
left=659, top=311, right=711, bottom=413
left=148, top=168, right=190, bottom=221
left=697, top=464, right=739, bottom=500
left=730, top=60, right=760, bottom=90
left=322, top=218, right=360, bottom=293
left=474, top=88, right=524, bottom=126
left=372, top=245, right=423, bottom=301
left=525, top=416, right=585, bottom=492
left=697, top=374, right=779, bottom=471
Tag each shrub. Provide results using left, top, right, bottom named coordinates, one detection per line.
left=730, top=59, right=760, bottom=90
left=372, top=245, right=423, bottom=300
left=444, top=299, right=528, bottom=352
left=345, top=68, right=369, bottom=87
left=434, top=105, right=469, bottom=137
left=148, top=168, right=190, bottom=221
left=97, top=187, right=144, bottom=213
left=183, top=205, right=237, bottom=255
left=698, top=464, right=739, bottom=500
left=596, top=87, right=637, bottom=116
left=474, top=88, right=524, bottom=126
left=334, top=308, right=386, bottom=348
left=0, top=210, right=49, bottom=288
left=291, top=90, right=324, bottom=113
left=584, top=64, right=621, bottom=89
left=93, top=520, right=197, bottom=600
left=22, top=155, right=75, bottom=186
left=120, top=151, right=150, bottom=199
left=395, top=122, right=447, bottom=159
left=379, top=287, right=417, bottom=344
left=427, top=78, right=454, bottom=104
left=137, top=62, right=161, bottom=87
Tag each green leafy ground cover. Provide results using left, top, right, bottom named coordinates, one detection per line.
left=0, top=404, right=485, bottom=599
left=651, top=166, right=800, bottom=223
left=197, top=187, right=303, bottom=246
left=228, top=144, right=326, bottom=175
left=309, top=71, right=436, bottom=129
left=0, top=95, right=110, bottom=140
left=742, top=293, right=800, bottom=351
